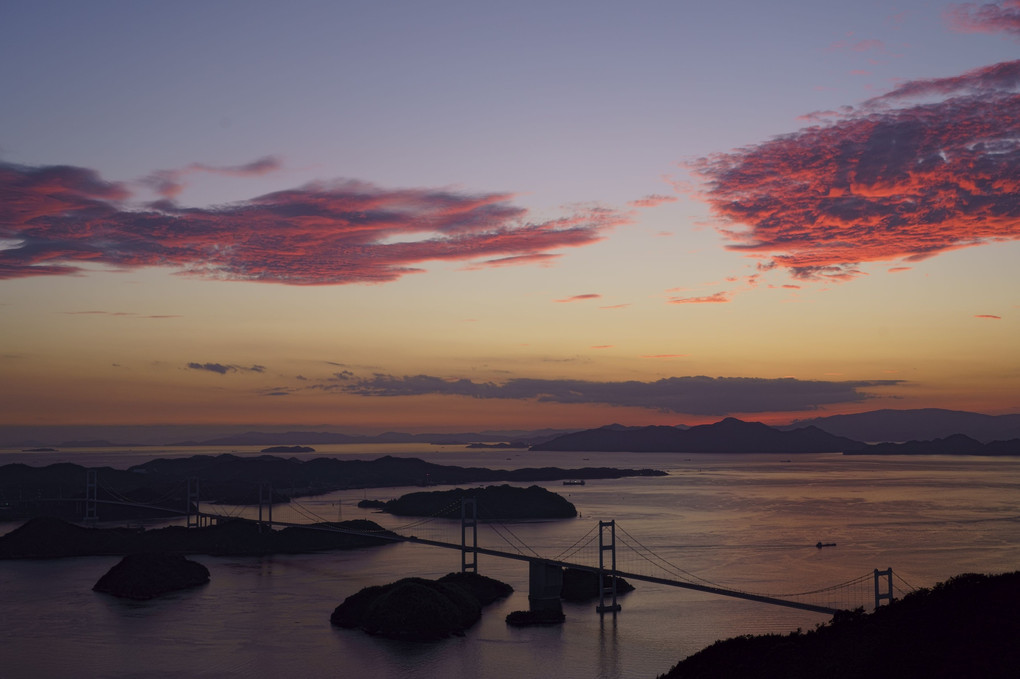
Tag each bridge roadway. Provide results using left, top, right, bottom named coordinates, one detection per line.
left=215, top=513, right=839, bottom=615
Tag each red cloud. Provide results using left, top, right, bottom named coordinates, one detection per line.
left=669, top=291, right=731, bottom=304
left=628, top=194, right=678, bottom=208
left=0, top=162, right=624, bottom=284
left=555, top=293, right=602, bottom=303
left=947, top=1, right=1020, bottom=36
left=975, top=314, right=1002, bottom=319
left=693, top=60, right=1020, bottom=280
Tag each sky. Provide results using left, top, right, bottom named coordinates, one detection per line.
left=1, top=0, right=1018, bottom=434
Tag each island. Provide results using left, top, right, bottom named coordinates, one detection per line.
left=93, top=552, right=210, bottom=600
left=560, top=567, right=634, bottom=602
left=260, top=445, right=316, bottom=453
left=373, top=485, right=577, bottom=520
left=330, top=572, right=513, bottom=641
left=0, top=454, right=666, bottom=522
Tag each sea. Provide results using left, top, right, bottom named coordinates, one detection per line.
left=1, top=444, right=1018, bottom=679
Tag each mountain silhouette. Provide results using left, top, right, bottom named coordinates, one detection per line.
left=531, top=418, right=861, bottom=453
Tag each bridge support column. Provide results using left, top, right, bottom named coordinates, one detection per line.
left=186, top=477, right=200, bottom=529
left=461, top=497, right=477, bottom=573
left=597, top=520, right=621, bottom=614
left=84, top=469, right=98, bottom=524
left=528, top=562, right=564, bottom=612
left=874, top=567, right=893, bottom=609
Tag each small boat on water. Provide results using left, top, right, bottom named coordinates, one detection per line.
left=563, top=479, right=585, bottom=486
left=816, top=541, right=837, bottom=549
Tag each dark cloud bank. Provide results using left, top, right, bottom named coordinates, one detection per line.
left=330, top=374, right=901, bottom=416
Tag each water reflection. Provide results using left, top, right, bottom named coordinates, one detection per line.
left=598, top=610, right=619, bottom=679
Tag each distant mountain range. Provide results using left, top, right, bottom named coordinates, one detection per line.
left=533, top=419, right=1020, bottom=455
left=2, top=409, right=1018, bottom=452
left=783, top=409, right=1020, bottom=444
left=531, top=418, right=861, bottom=453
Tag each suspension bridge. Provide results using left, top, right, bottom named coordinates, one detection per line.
left=66, top=471, right=918, bottom=616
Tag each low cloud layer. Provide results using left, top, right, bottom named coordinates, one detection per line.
left=0, top=162, right=623, bottom=284
left=186, top=362, right=266, bottom=375
left=694, top=56, right=1020, bottom=280
left=337, top=374, right=901, bottom=415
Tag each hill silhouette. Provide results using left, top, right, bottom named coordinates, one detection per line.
left=786, top=408, right=1020, bottom=444
left=659, top=571, right=1020, bottom=679
left=532, top=418, right=861, bottom=453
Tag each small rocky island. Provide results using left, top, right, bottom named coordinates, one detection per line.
left=259, top=445, right=315, bottom=453
left=560, top=567, right=634, bottom=602
left=331, top=572, right=513, bottom=641
left=368, top=484, right=577, bottom=520
left=93, top=552, right=210, bottom=600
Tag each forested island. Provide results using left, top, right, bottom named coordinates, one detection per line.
left=331, top=572, right=513, bottom=641
left=361, top=484, right=577, bottom=520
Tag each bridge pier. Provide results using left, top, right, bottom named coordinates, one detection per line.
left=528, top=562, right=564, bottom=612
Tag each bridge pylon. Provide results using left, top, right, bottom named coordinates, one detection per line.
left=461, top=497, right=477, bottom=573
left=874, top=567, right=894, bottom=609
left=83, top=469, right=98, bottom=524
left=597, top=519, right=621, bottom=614
left=258, top=482, right=273, bottom=532
left=186, top=477, right=200, bottom=529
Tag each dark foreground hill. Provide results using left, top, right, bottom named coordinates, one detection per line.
left=659, top=571, right=1020, bottom=679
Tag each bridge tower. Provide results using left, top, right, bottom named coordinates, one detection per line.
left=186, top=477, right=200, bottom=529
left=874, top=567, right=894, bottom=609
left=597, top=520, right=621, bottom=614
left=460, top=497, right=478, bottom=573
left=258, top=482, right=273, bottom=532
left=83, top=469, right=98, bottom=524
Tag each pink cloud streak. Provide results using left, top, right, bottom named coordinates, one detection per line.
left=555, top=293, right=602, bottom=303
left=628, top=194, right=678, bottom=208
left=0, top=162, right=625, bottom=285
left=668, top=291, right=731, bottom=304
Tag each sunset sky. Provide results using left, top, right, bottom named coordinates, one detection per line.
left=1, top=1, right=1018, bottom=434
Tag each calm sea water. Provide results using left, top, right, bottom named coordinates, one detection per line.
left=1, top=445, right=1018, bottom=679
